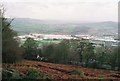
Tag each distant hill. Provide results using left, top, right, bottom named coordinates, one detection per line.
left=11, top=18, right=118, bottom=36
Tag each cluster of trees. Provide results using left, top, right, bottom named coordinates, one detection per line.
left=1, top=7, right=22, bottom=63
left=21, top=38, right=120, bottom=71
left=21, top=38, right=39, bottom=60
left=42, top=40, right=79, bottom=64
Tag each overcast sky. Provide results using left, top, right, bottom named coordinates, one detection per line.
left=1, top=0, right=119, bottom=22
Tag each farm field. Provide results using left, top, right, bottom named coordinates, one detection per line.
left=3, top=60, right=120, bottom=80
left=19, top=39, right=61, bottom=46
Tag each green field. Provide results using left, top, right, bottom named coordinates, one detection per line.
left=19, top=39, right=61, bottom=46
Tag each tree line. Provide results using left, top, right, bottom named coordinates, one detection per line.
left=21, top=38, right=120, bottom=71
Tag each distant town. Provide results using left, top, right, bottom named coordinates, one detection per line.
left=15, top=33, right=119, bottom=47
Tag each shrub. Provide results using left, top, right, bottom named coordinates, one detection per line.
left=98, top=75, right=105, bottom=79
left=27, top=68, right=40, bottom=79
left=24, top=68, right=50, bottom=79
left=69, top=69, right=85, bottom=77
left=2, top=69, right=20, bottom=79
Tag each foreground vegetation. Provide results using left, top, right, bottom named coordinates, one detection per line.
left=3, top=60, right=120, bottom=80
